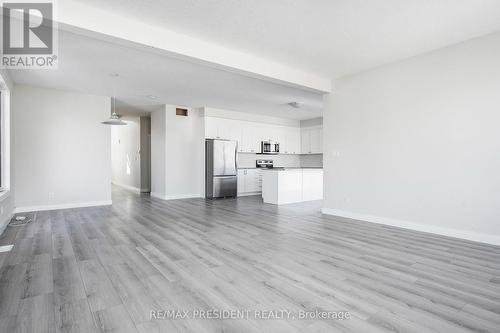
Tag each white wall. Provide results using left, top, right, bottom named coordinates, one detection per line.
left=150, top=105, right=204, bottom=200
left=165, top=106, right=204, bottom=198
left=111, top=117, right=141, bottom=191
left=0, top=70, right=15, bottom=233
left=151, top=108, right=167, bottom=197
left=13, top=85, right=112, bottom=212
left=323, top=32, right=500, bottom=245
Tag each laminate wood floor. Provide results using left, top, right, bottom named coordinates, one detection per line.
left=1, top=187, right=499, bottom=332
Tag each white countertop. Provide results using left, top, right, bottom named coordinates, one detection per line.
left=238, top=167, right=322, bottom=170
left=262, top=167, right=323, bottom=171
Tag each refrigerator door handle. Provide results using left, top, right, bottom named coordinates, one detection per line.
left=235, top=141, right=238, bottom=171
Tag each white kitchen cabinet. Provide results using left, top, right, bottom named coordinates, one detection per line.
left=228, top=121, right=242, bottom=148
left=274, top=126, right=288, bottom=153
left=262, top=168, right=323, bottom=205
left=205, top=117, right=302, bottom=155
left=215, top=118, right=229, bottom=139
left=237, top=169, right=263, bottom=195
left=237, top=169, right=245, bottom=195
left=301, top=126, right=323, bottom=154
left=302, top=169, right=323, bottom=201
left=285, top=127, right=301, bottom=154
left=310, top=127, right=322, bottom=153
left=241, top=123, right=261, bottom=153
left=301, top=128, right=311, bottom=154
left=205, top=117, right=218, bottom=138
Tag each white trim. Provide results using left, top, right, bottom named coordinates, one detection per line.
left=237, top=192, right=262, bottom=197
left=14, top=201, right=113, bottom=214
left=150, top=192, right=200, bottom=200
left=321, top=208, right=500, bottom=246
left=150, top=192, right=164, bottom=200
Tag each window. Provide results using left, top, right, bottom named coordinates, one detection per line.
left=0, top=74, right=11, bottom=194
left=0, top=91, right=2, bottom=189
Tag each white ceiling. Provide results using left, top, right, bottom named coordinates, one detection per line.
left=75, top=0, right=500, bottom=79
left=9, top=31, right=324, bottom=119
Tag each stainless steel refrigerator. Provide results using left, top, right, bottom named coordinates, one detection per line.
left=205, top=139, right=238, bottom=199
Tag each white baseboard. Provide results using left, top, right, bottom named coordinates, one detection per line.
left=237, top=192, right=262, bottom=197
left=14, top=200, right=113, bottom=214
left=150, top=192, right=200, bottom=200
left=321, top=208, right=500, bottom=246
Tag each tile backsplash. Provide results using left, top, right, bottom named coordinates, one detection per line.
left=237, top=153, right=322, bottom=168
left=299, top=154, right=323, bottom=168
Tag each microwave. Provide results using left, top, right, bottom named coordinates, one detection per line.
left=260, top=141, right=279, bottom=154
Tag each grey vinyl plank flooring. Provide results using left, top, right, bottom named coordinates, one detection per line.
left=54, top=298, right=97, bottom=333
left=0, top=186, right=499, bottom=332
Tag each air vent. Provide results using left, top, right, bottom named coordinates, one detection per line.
left=176, top=108, right=188, bottom=116
left=9, top=212, right=35, bottom=227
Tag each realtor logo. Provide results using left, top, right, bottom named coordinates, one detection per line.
left=1, top=1, right=58, bottom=68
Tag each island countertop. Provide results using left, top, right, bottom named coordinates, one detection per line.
left=238, top=167, right=322, bottom=170
left=263, top=167, right=323, bottom=171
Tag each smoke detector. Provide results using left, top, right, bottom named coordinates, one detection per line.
left=288, top=101, right=303, bottom=109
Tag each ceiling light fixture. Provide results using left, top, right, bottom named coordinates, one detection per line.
left=102, top=97, right=126, bottom=125
left=147, top=94, right=159, bottom=100
left=102, top=73, right=126, bottom=125
left=288, top=101, right=303, bottom=109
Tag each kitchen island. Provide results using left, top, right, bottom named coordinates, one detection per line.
left=262, top=168, right=323, bottom=205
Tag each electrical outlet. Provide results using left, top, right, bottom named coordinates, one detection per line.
left=49, top=192, right=55, bottom=200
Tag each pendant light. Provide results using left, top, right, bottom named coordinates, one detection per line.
left=102, top=74, right=126, bottom=125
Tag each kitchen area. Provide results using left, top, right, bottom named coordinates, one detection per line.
left=204, top=109, right=323, bottom=205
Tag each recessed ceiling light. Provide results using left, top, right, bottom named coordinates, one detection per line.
left=147, top=94, right=159, bottom=99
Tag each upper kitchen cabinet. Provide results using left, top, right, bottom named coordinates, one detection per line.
left=240, top=122, right=261, bottom=153
left=205, top=117, right=242, bottom=144
left=204, top=116, right=303, bottom=154
left=310, top=127, right=323, bottom=153
left=301, top=126, right=323, bottom=154
left=282, top=127, right=301, bottom=154
left=205, top=116, right=218, bottom=139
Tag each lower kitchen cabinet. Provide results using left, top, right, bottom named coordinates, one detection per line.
left=237, top=169, right=263, bottom=196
